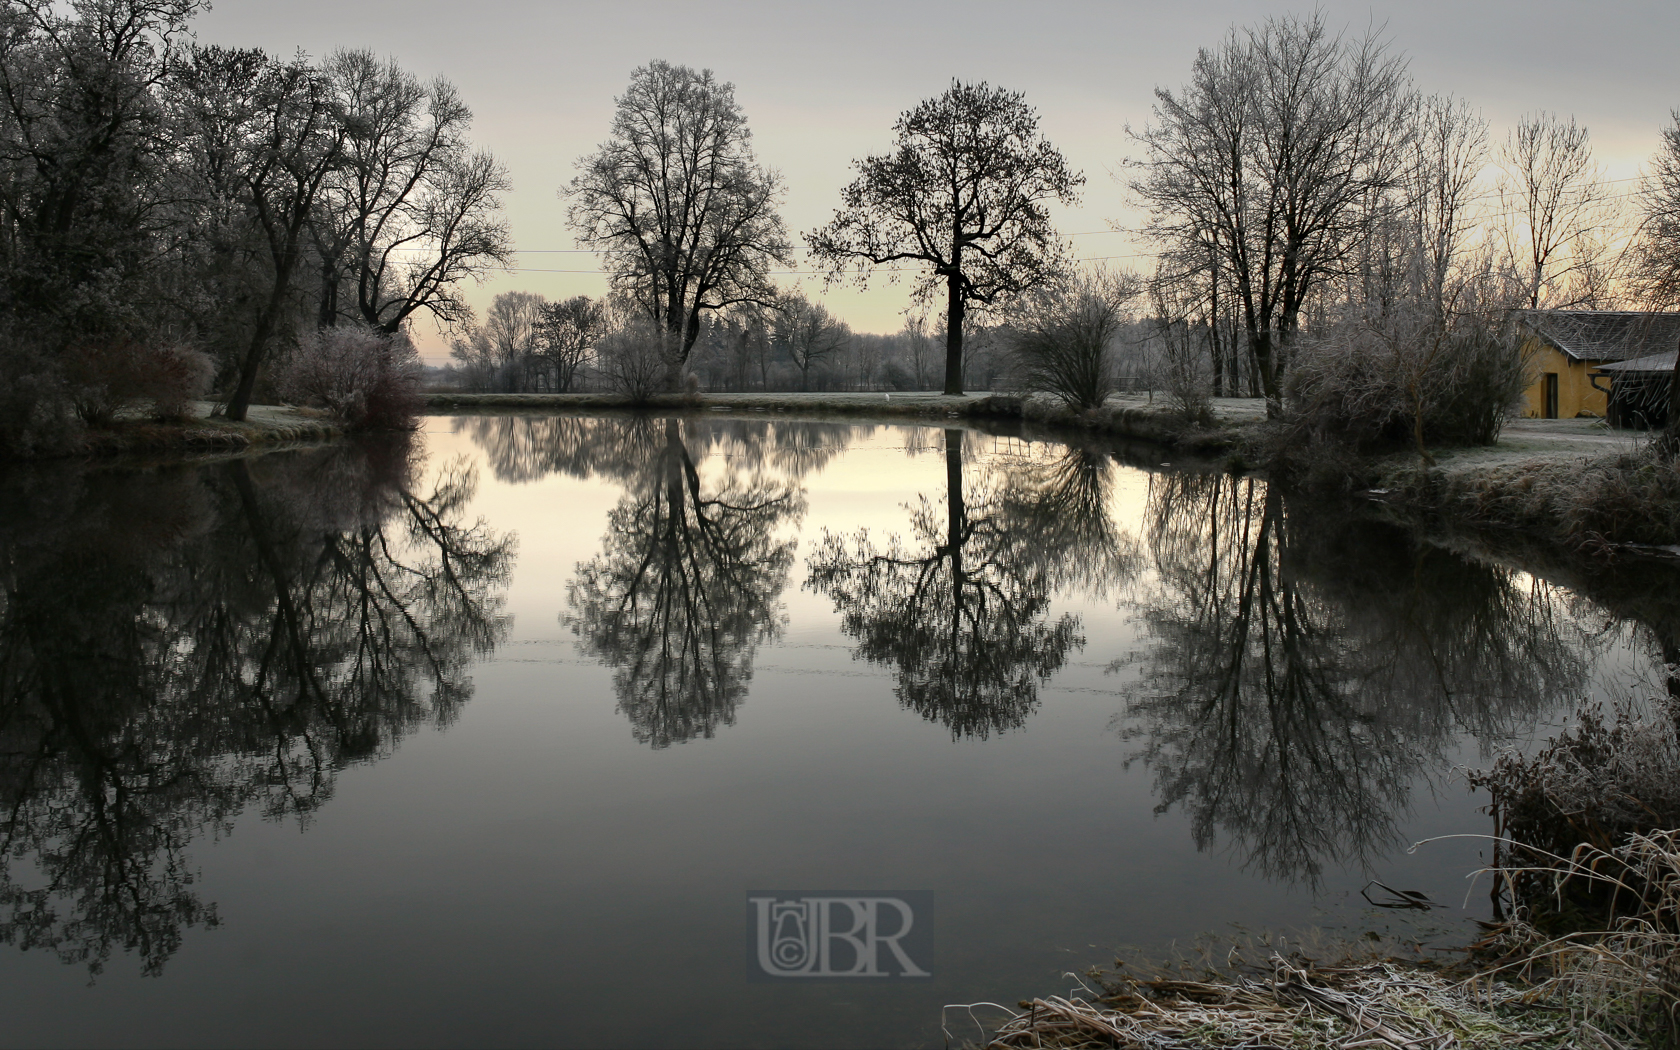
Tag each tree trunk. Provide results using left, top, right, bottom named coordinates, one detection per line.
left=317, top=258, right=339, bottom=327
left=1250, top=331, right=1282, bottom=418
left=1208, top=248, right=1223, bottom=397
left=944, top=428, right=965, bottom=665
left=943, top=271, right=965, bottom=396
left=227, top=263, right=294, bottom=422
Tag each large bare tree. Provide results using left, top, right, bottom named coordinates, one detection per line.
left=1408, top=94, right=1488, bottom=311
left=808, top=81, right=1081, bottom=396
left=1131, top=14, right=1413, bottom=416
left=311, top=49, right=511, bottom=334
left=564, top=61, right=792, bottom=388
left=0, top=0, right=203, bottom=330
left=174, top=48, right=343, bottom=421
left=535, top=295, right=605, bottom=393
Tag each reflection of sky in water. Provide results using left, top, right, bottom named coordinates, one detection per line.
left=2, top=413, right=1676, bottom=1048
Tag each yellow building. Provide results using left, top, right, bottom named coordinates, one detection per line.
left=1518, top=311, right=1680, bottom=419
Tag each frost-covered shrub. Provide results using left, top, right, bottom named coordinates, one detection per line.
left=594, top=319, right=671, bottom=402
left=64, top=339, right=214, bottom=425
left=1288, top=306, right=1528, bottom=452
left=1005, top=273, right=1141, bottom=411
left=139, top=344, right=216, bottom=421
left=277, top=326, right=423, bottom=430
left=1005, top=289, right=1118, bottom=410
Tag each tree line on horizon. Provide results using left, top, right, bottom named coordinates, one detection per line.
left=5, top=3, right=1680, bottom=456
left=452, top=13, right=1680, bottom=456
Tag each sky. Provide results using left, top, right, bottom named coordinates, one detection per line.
left=194, top=0, right=1680, bottom=363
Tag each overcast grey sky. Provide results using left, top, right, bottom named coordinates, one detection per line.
left=197, top=0, right=1680, bottom=360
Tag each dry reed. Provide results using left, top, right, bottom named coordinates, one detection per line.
left=948, top=697, right=1680, bottom=1048
left=945, top=953, right=1583, bottom=1049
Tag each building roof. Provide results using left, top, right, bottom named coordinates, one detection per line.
left=1518, top=311, right=1680, bottom=363
left=1597, top=350, right=1679, bottom=374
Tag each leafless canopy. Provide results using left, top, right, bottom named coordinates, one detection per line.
left=313, top=49, right=512, bottom=334
left=1634, top=111, right=1680, bottom=309
left=807, top=81, right=1082, bottom=395
left=1498, top=112, right=1614, bottom=310
left=565, top=61, right=792, bottom=384
left=1408, top=94, right=1489, bottom=310
left=1130, top=13, right=1413, bottom=415
left=1632, top=112, right=1680, bottom=451
left=536, top=295, right=606, bottom=394
left=772, top=291, right=849, bottom=391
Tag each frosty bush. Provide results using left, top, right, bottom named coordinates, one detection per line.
left=277, top=327, right=423, bottom=430
left=64, top=339, right=214, bottom=425
left=1288, top=304, right=1528, bottom=455
left=593, top=319, right=672, bottom=402
left=1005, top=273, right=1137, bottom=411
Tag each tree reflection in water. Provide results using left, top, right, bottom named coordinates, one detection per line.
left=808, top=431, right=1129, bottom=738
left=456, top=412, right=858, bottom=486
left=563, top=419, right=807, bottom=747
left=454, top=414, right=841, bottom=748
left=1124, top=470, right=1587, bottom=885
left=0, top=438, right=513, bottom=976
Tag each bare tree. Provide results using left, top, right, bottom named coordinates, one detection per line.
left=1498, top=112, right=1614, bottom=310
left=0, top=0, right=203, bottom=332
left=481, top=290, right=546, bottom=388
left=312, top=49, right=512, bottom=334
left=1637, top=112, right=1680, bottom=306
left=902, top=314, right=937, bottom=390
left=594, top=317, right=672, bottom=402
left=1632, top=112, right=1680, bottom=453
left=1408, top=94, right=1488, bottom=311
left=808, top=81, right=1082, bottom=396
left=535, top=295, right=605, bottom=393
left=565, top=61, right=792, bottom=389
left=1145, top=274, right=1216, bottom=420
left=1131, top=14, right=1414, bottom=416
left=773, top=291, right=849, bottom=391
left=1007, top=270, right=1136, bottom=410
left=1148, top=238, right=1242, bottom=397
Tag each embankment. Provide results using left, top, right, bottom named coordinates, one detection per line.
left=1369, top=441, right=1680, bottom=555
left=424, top=390, right=1252, bottom=455
left=19, top=404, right=343, bottom=460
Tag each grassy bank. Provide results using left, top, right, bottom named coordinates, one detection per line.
left=1367, top=426, right=1680, bottom=554
left=951, top=929, right=1663, bottom=1048
left=13, top=402, right=343, bottom=459
left=951, top=947, right=1590, bottom=1049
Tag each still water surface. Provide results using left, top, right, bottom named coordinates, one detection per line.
left=2, top=412, right=1676, bottom=1048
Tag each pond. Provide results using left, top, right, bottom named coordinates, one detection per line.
left=2, top=412, right=1678, bottom=1048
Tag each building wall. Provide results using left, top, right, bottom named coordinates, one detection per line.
left=1520, top=338, right=1608, bottom=418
